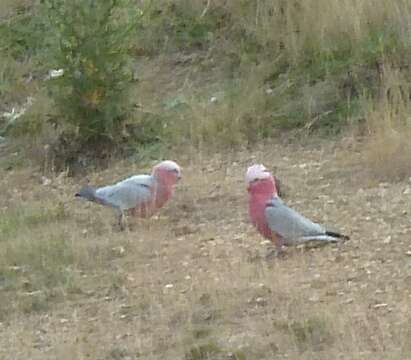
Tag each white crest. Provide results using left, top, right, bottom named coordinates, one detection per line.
left=245, top=164, right=272, bottom=184
left=154, top=160, right=181, bottom=176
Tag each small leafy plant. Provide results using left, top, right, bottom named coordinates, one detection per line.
left=43, top=0, right=139, bottom=144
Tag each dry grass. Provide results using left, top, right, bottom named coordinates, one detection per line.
left=224, top=0, right=411, bottom=52
left=364, top=66, right=411, bottom=181
left=1, top=141, right=410, bottom=359
left=166, top=62, right=275, bottom=148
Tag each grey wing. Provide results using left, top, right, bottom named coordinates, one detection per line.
left=118, top=174, right=153, bottom=187
left=95, top=181, right=152, bottom=210
left=264, top=197, right=326, bottom=241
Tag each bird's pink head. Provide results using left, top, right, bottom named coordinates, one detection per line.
left=245, top=164, right=278, bottom=196
left=151, top=160, right=181, bottom=208
left=152, top=160, right=181, bottom=180
left=246, top=164, right=278, bottom=239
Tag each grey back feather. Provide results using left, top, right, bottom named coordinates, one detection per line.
left=94, top=174, right=154, bottom=211
left=117, top=174, right=153, bottom=187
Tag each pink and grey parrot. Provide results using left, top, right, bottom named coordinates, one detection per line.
left=246, top=164, right=349, bottom=253
left=76, top=160, right=181, bottom=229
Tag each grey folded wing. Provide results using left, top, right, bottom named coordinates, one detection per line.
left=118, top=174, right=153, bottom=187
left=95, top=175, right=154, bottom=210
left=264, top=197, right=326, bottom=242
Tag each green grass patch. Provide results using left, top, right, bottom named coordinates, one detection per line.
left=0, top=230, right=77, bottom=319
left=0, top=204, right=67, bottom=237
left=184, top=340, right=247, bottom=360
left=274, top=315, right=335, bottom=352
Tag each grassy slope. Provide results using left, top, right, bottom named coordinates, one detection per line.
left=2, top=1, right=411, bottom=148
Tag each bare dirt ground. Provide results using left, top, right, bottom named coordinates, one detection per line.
left=0, top=139, right=410, bottom=360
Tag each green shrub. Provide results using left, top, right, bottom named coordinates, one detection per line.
left=43, top=0, right=140, bottom=144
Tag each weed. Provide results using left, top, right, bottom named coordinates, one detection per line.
left=192, top=327, right=212, bottom=340
left=184, top=341, right=222, bottom=360
left=289, top=316, right=334, bottom=352
left=273, top=314, right=334, bottom=353
left=136, top=1, right=217, bottom=54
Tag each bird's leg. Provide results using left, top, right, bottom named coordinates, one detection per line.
left=266, top=235, right=285, bottom=259
left=117, top=210, right=127, bottom=231
left=123, top=213, right=130, bottom=232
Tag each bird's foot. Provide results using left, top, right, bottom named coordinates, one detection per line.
left=113, top=223, right=126, bottom=232
left=265, top=247, right=286, bottom=260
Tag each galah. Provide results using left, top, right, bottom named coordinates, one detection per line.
left=76, top=160, right=181, bottom=229
left=246, top=164, right=349, bottom=253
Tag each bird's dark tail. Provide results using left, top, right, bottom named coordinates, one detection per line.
left=75, top=185, right=97, bottom=202
left=325, top=230, right=350, bottom=241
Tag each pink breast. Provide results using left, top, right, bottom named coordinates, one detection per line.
left=249, top=197, right=273, bottom=239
